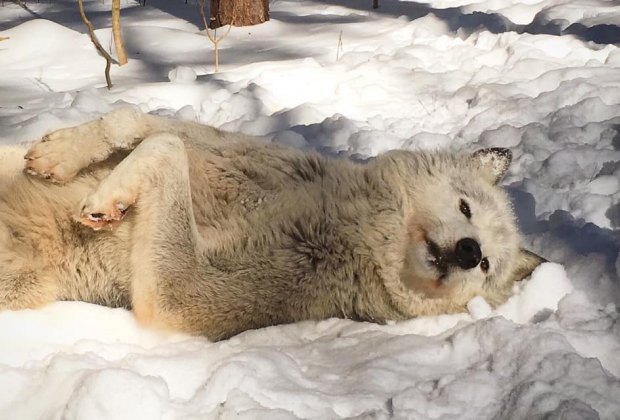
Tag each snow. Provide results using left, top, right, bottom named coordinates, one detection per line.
left=1, top=0, right=619, bottom=418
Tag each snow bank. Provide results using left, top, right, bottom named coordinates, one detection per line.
left=0, top=265, right=617, bottom=419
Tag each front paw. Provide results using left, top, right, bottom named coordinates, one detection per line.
left=24, top=132, right=85, bottom=183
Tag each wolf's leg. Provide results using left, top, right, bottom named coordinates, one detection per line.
left=76, top=132, right=202, bottom=331
left=25, top=108, right=152, bottom=182
left=25, top=108, right=255, bottom=184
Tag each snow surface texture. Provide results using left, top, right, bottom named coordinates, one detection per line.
left=1, top=0, right=619, bottom=418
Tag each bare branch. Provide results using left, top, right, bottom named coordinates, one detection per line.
left=77, top=0, right=116, bottom=89
left=198, top=0, right=235, bottom=73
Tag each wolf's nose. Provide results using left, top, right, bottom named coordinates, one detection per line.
left=454, top=238, right=482, bottom=270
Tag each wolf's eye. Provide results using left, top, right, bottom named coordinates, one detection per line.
left=459, top=199, right=471, bottom=219
left=480, top=257, right=489, bottom=272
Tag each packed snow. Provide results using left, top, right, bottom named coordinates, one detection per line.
left=0, top=0, right=619, bottom=418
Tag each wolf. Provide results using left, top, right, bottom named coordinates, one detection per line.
left=0, top=108, right=544, bottom=340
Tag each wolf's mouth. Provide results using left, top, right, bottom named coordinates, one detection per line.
left=426, top=238, right=448, bottom=279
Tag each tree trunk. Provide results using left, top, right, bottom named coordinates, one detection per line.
left=111, top=0, right=128, bottom=65
left=210, top=0, right=269, bottom=28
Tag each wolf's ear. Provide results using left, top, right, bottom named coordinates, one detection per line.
left=510, top=248, right=547, bottom=282
left=471, top=148, right=512, bottom=185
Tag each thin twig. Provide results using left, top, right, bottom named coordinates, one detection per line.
left=198, top=0, right=234, bottom=73
left=336, top=30, right=343, bottom=61
left=77, top=0, right=116, bottom=89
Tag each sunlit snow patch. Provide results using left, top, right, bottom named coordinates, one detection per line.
left=494, top=263, right=574, bottom=323
left=466, top=263, right=574, bottom=329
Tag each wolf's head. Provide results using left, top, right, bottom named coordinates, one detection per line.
left=390, top=148, right=545, bottom=308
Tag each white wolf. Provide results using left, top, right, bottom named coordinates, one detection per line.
left=0, top=108, right=544, bottom=340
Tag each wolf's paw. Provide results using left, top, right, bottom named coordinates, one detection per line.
left=24, top=122, right=108, bottom=183
left=25, top=129, right=88, bottom=183
left=76, top=188, right=136, bottom=231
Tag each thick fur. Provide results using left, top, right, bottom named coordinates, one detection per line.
left=0, top=109, right=544, bottom=340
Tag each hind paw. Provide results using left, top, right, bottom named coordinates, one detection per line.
left=77, top=191, right=135, bottom=231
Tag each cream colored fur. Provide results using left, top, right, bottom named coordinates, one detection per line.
left=0, top=109, right=544, bottom=340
